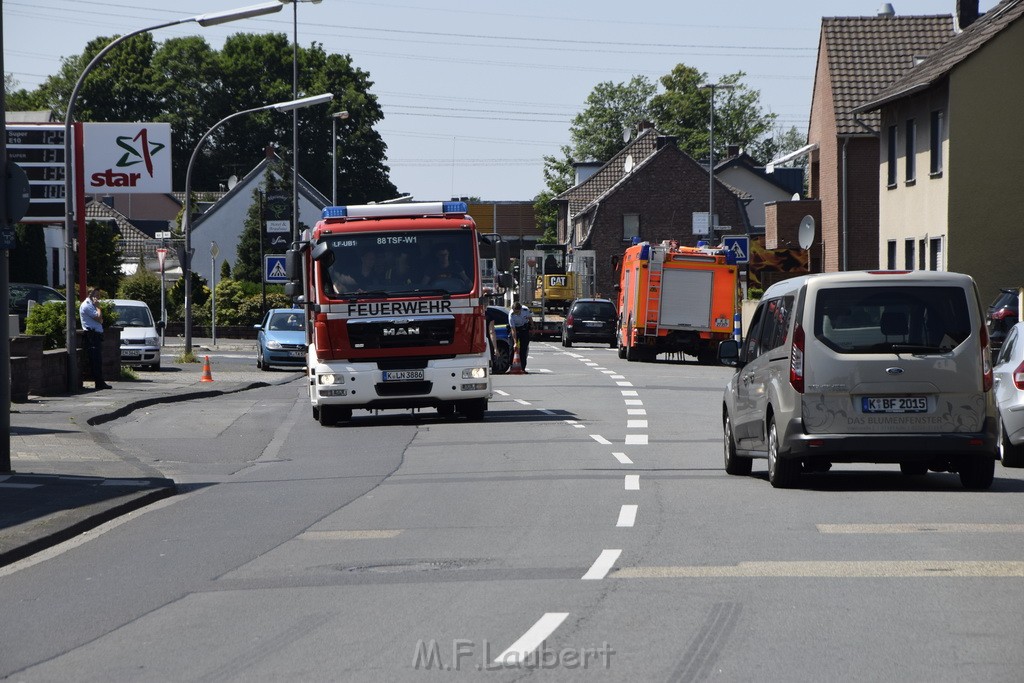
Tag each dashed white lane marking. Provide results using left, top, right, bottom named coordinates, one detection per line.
left=613, top=452, right=634, bottom=465
left=627, top=408, right=647, bottom=415
left=627, top=420, right=648, bottom=429
left=621, top=390, right=638, bottom=397
left=625, top=434, right=649, bottom=445
left=494, top=613, right=571, bottom=665
left=514, top=398, right=531, bottom=405
left=617, top=505, right=638, bottom=527
left=593, top=367, right=607, bottom=371
left=591, top=435, right=612, bottom=445
left=537, top=369, right=553, bottom=373
left=299, top=530, right=402, bottom=540
left=616, top=381, right=634, bottom=387
left=624, top=475, right=640, bottom=491
left=495, top=390, right=510, bottom=396
left=586, top=363, right=599, bottom=367
left=610, top=375, right=625, bottom=380
left=601, top=370, right=616, bottom=374
left=818, top=523, right=1024, bottom=534
left=613, top=561, right=1024, bottom=578
left=565, top=420, right=585, bottom=429
left=624, top=399, right=643, bottom=406
left=582, top=549, right=623, bottom=580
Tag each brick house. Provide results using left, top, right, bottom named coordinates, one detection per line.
left=852, top=0, right=1024, bottom=302
left=768, top=9, right=955, bottom=272
left=553, top=127, right=746, bottom=298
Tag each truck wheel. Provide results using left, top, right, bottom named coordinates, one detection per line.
left=458, top=398, right=487, bottom=421
left=767, top=418, right=799, bottom=488
left=319, top=405, right=337, bottom=426
left=561, top=329, right=572, bottom=347
left=696, top=347, right=717, bottom=365
left=312, top=405, right=320, bottom=421
left=437, top=403, right=456, bottom=417
left=724, top=414, right=752, bottom=475
left=959, top=456, right=995, bottom=490
left=626, top=344, right=638, bottom=362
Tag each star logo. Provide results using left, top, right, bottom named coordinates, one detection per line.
left=114, top=128, right=165, bottom=178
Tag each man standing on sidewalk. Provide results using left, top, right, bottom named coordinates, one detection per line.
left=80, top=288, right=110, bottom=390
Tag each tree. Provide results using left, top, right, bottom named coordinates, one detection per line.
left=220, top=259, right=232, bottom=280
left=234, top=166, right=291, bottom=283
left=10, top=224, right=48, bottom=284
left=117, top=261, right=161, bottom=314
left=535, top=153, right=576, bottom=243
left=85, top=219, right=122, bottom=295
left=569, top=76, right=656, bottom=163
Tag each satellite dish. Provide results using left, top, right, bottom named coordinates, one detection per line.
left=791, top=192, right=800, bottom=201
left=227, top=175, right=238, bottom=190
left=798, top=215, right=815, bottom=250
left=623, top=154, right=634, bottom=174
left=623, top=127, right=632, bottom=144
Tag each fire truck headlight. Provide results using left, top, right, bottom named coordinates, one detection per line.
left=318, top=373, right=339, bottom=386
left=462, top=367, right=487, bottom=380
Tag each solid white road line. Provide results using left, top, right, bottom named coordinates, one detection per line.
left=617, top=505, right=638, bottom=527
left=627, top=420, right=648, bottom=429
left=582, top=549, right=623, bottom=580
left=624, top=475, right=640, bottom=490
left=493, top=613, right=571, bottom=665
left=613, top=452, right=634, bottom=464
left=591, top=435, right=612, bottom=445
left=624, top=434, right=649, bottom=445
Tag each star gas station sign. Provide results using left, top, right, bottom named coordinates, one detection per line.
left=83, top=123, right=172, bottom=193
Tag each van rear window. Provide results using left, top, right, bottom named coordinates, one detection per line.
left=814, top=286, right=971, bottom=354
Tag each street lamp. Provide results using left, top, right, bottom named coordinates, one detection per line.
left=61, top=1, right=284, bottom=391
left=182, top=93, right=332, bottom=354
left=331, top=110, right=350, bottom=205
left=280, top=0, right=323, bottom=243
left=700, top=82, right=735, bottom=234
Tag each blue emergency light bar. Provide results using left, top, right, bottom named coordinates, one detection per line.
left=321, top=201, right=468, bottom=220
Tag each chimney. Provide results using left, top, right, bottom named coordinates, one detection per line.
left=727, top=144, right=740, bottom=158
left=957, top=0, right=980, bottom=30
left=637, top=120, right=655, bottom=133
left=878, top=3, right=895, bottom=16
left=265, top=143, right=278, bottom=159
left=655, top=135, right=678, bottom=150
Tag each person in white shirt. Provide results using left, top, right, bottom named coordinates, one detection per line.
left=79, top=288, right=110, bottom=390
left=508, top=301, right=533, bottom=373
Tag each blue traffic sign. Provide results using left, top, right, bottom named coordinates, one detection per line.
left=265, top=255, right=288, bottom=283
left=723, top=236, right=750, bottom=264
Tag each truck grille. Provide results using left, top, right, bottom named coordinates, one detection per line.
left=347, top=316, right=454, bottom=349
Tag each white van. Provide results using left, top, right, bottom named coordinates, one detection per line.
left=109, top=299, right=163, bottom=370
left=719, top=271, right=998, bottom=489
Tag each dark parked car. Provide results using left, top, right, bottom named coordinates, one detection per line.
left=10, top=282, right=64, bottom=332
left=255, top=308, right=307, bottom=370
left=987, top=288, right=1019, bottom=352
left=485, top=305, right=511, bottom=374
left=562, top=298, right=617, bottom=348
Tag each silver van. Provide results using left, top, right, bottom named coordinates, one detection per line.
left=719, top=271, right=998, bottom=489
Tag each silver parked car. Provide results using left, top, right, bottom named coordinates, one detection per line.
left=719, top=271, right=998, bottom=489
left=993, top=321, right=1024, bottom=467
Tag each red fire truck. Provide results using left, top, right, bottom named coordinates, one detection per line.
left=285, top=201, right=492, bottom=425
left=617, top=240, right=739, bottom=364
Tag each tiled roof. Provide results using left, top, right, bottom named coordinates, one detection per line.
left=821, top=14, right=954, bottom=134
left=555, top=128, right=658, bottom=218
left=85, top=201, right=152, bottom=261
left=856, top=0, right=1024, bottom=112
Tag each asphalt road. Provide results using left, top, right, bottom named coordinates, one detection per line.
left=2, top=341, right=1024, bottom=681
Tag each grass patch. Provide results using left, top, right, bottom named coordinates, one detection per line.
left=118, top=365, right=139, bottom=381
left=176, top=350, right=200, bottom=364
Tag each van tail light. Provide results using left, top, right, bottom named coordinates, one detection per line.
left=1013, top=361, right=1024, bottom=391
left=990, top=308, right=1011, bottom=320
left=980, top=323, right=993, bottom=392
left=566, top=313, right=574, bottom=327
left=790, top=323, right=805, bottom=394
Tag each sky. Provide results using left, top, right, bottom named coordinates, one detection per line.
left=3, top=0, right=999, bottom=203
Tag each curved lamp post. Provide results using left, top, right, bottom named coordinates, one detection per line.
left=182, top=93, right=333, bottom=354
left=61, top=1, right=284, bottom=391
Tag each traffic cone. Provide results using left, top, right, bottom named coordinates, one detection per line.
left=200, top=355, right=214, bottom=382
left=509, top=340, right=524, bottom=375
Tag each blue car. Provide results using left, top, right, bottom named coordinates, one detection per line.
left=255, top=308, right=307, bottom=370
left=485, top=305, right=512, bottom=374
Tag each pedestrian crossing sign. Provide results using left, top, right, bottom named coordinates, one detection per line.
left=265, top=255, right=288, bottom=283
left=722, top=236, right=749, bottom=264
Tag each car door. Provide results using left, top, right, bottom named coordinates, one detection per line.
left=994, top=326, right=1019, bottom=418
left=732, top=303, right=766, bottom=442
left=746, top=295, right=795, bottom=448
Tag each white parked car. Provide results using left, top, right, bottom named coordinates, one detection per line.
left=109, top=299, right=163, bottom=370
left=993, top=321, right=1024, bottom=467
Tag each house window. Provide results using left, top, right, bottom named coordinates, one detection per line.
left=930, top=110, right=944, bottom=176
left=929, top=236, right=943, bottom=271
left=887, top=240, right=897, bottom=270
left=623, top=213, right=639, bottom=242
left=887, top=125, right=898, bottom=187
left=904, top=239, right=915, bottom=270
left=918, top=239, right=926, bottom=270
left=905, top=118, right=916, bottom=184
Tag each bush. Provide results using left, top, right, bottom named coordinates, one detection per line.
left=747, top=287, right=764, bottom=300
left=25, top=300, right=118, bottom=350
left=117, top=267, right=162, bottom=313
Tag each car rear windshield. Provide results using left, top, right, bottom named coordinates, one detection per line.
left=814, top=286, right=971, bottom=354
left=572, top=302, right=616, bottom=319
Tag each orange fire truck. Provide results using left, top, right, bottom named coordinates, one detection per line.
left=616, top=240, right=739, bottom=364
left=285, top=201, right=491, bottom=426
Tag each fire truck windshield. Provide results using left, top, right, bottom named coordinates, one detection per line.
left=321, top=230, right=475, bottom=299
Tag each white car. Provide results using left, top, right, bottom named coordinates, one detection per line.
left=109, top=299, right=163, bottom=370
left=993, top=321, right=1024, bottom=467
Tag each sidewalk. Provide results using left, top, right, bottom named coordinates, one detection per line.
left=2, top=338, right=290, bottom=567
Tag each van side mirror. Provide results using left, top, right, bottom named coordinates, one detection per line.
left=718, top=339, right=741, bottom=367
